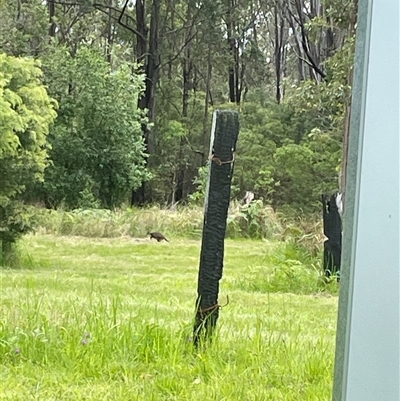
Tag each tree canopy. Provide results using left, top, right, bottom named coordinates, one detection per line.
left=0, top=0, right=357, bottom=216
left=32, top=46, right=150, bottom=209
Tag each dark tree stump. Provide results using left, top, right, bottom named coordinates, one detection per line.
left=193, top=110, right=239, bottom=346
left=322, top=193, right=342, bottom=279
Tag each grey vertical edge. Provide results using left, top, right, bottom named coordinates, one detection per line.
left=331, top=0, right=374, bottom=399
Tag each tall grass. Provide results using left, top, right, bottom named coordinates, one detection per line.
left=229, top=241, right=338, bottom=295
left=0, top=235, right=338, bottom=400
left=29, top=202, right=320, bottom=245
left=32, top=206, right=205, bottom=239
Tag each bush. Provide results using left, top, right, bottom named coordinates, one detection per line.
left=32, top=47, right=150, bottom=209
left=0, top=53, right=57, bottom=262
left=226, top=200, right=282, bottom=239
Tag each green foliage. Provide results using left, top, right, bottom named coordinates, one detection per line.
left=188, top=165, right=209, bottom=205
left=149, top=119, right=188, bottom=203
left=231, top=241, right=338, bottom=295
left=271, top=130, right=340, bottom=211
left=226, top=200, right=282, bottom=239
left=0, top=0, right=49, bottom=56
left=288, top=37, right=355, bottom=134
left=0, top=53, right=56, bottom=259
left=188, top=98, right=341, bottom=213
left=0, top=0, right=355, bottom=214
left=34, top=47, right=150, bottom=209
left=150, top=85, right=208, bottom=204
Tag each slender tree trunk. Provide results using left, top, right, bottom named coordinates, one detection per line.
left=226, top=0, right=240, bottom=104
left=228, top=40, right=236, bottom=102
left=182, top=12, right=193, bottom=119
left=131, top=0, right=148, bottom=206
left=234, top=38, right=240, bottom=103
left=131, top=0, right=160, bottom=206
left=167, top=0, right=175, bottom=80
left=105, top=0, right=113, bottom=64
left=227, top=38, right=240, bottom=104
left=48, top=0, right=56, bottom=37
left=145, top=0, right=160, bottom=153
left=274, top=2, right=285, bottom=103
left=175, top=1, right=194, bottom=203
left=16, top=0, right=23, bottom=26
left=326, top=15, right=336, bottom=58
left=286, top=0, right=305, bottom=81
left=294, top=0, right=326, bottom=81
left=1, top=239, right=13, bottom=265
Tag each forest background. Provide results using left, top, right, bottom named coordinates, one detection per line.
left=0, top=0, right=357, bottom=255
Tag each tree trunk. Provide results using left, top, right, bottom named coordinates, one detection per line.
left=286, top=1, right=306, bottom=81
left=145, top=0, right=160, bottom=154
left=294, top=0, right=326, bottom=81
left=48, top=0, right=56, bottom=38
left=228, top=39, right=236, bottom=102
left=226, top=1, right=240, bottom=104
left=105, top=0, right=113, bottom=64
left=131, top=0, right=160, bottom=206
left=1, top=238, right=14, bottom=266
left=167, top=0, right=175, bottom=80
left=174, top=1, right=195, bottom=203
left=274, top=2, right=285, bottom=103
left=131, top=0, right=148, bottom=206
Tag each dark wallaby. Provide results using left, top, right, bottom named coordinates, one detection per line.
left=147, top=231, right=169, bottom=242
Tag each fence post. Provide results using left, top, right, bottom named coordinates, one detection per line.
left=322, top=193, right=342, bottom=279
left=193, top=110, right=239, bottom=346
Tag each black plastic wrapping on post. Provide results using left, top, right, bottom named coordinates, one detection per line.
left=322, top=193, right=342, bottom=279
left=193, top=110, right=239, bottom=346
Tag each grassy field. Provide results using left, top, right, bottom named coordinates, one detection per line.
left=0, top=235, right=338, bottom=400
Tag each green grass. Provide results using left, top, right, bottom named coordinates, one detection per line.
left=0, top=235, right=338, bottom=400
